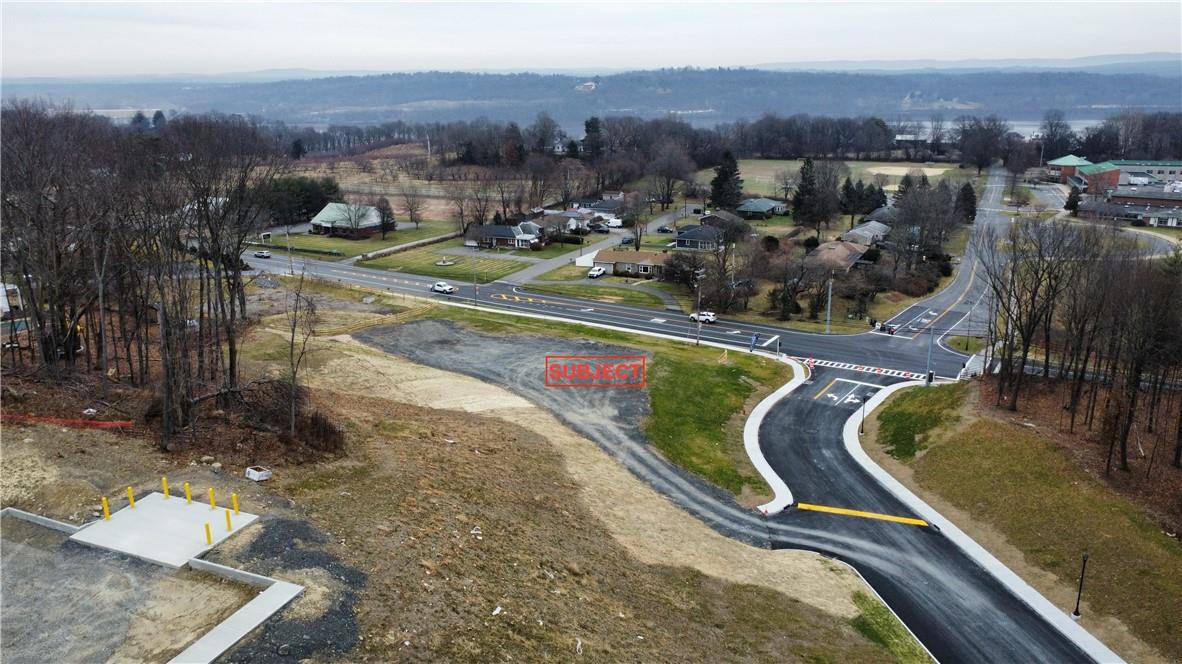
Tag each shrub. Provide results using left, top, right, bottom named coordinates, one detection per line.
left=803, top=236, right=820, bottom=251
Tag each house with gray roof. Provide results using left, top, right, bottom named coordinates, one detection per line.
left=675, top=224, right=724, bottom=251
left=309, top=202, right=383, bottom=238
left=735, top=197, right=787, bottom=219
left=464, top=223, right=539, bottom=249
left=842, top=220, right=892, bottom=246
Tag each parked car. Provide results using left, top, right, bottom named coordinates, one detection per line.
left=689, top=311, right=717, bottom=323
left=656, top=225, right=673, bottom=234
left=587, top=266, right=606, bottom=279
left=588, top=223, right=610, bottom=234
left=253, top=250, right=271, bottom=258
left=431, top=281, right=458, bottom=294
left=619, top=236, right=634, bottom=246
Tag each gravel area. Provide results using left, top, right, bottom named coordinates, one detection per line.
left=353, top=319, right=760, bottom=545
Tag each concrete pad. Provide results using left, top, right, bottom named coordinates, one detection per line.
left=70, top=492, right=258, bottom=568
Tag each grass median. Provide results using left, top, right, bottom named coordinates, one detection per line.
left=413, top=304, right=790, bottom=495
left=524, top=283, right=667, bottom=309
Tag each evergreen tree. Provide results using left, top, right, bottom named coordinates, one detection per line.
left=582, top=117, right=604, bottom=161
left=871, top=184, right=888, bottom=210
left=839, top=177, right=858, bottom=226
left=793, top=157, right=820, bottom=233
left=151, top=110, right=168, bottom=129
left=917, top=173, right=931, bottom=190
left=709, top=150, right=743, bottom=210
left=894, top=173, right=914, bottom=202
left=290, top=139, right=306, bottom=160
left=129, top=111, right=150, bottom=132
left=564, top=140, right=580, bottom=159
left=1064, top=186, right=1082, bottom=216
left=954, top=182, right=978, bottom=223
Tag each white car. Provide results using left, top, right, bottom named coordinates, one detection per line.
left=253, top=250, right=271, bottom=258
left=587, top=266, right=606, bottom=279
left=690, top=311, right=717, bottom=324
left=431, top=281, right=458, bottom=294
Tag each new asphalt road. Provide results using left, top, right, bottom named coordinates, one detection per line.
left=247, top=169, right=1119, bottom=662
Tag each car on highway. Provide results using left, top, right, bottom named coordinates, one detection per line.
left=587, top=266, right=606, bottom=279
left=656, top=225, right=674, bottom=233
left=689, top=311, right=717, bottom=323
left=253, top=250, right=271, bottom=258
left=430, top=281, right=458, bottom=294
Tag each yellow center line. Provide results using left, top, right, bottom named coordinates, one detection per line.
left=796, top=502, right=929, bottom=527
left=812, top=377, right=839, bottom=400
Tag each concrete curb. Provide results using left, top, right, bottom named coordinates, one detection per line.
left=746, top=358, right=806, bottom=515
left=0, top=507, right=82, bottom=533
left=841, top=381, right=1124, bottom=664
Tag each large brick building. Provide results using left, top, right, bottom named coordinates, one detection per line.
left=1048, top=154, right=1182, bottom=193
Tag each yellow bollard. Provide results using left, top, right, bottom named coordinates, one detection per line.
left=208, top=487, right=216, bottom=510
left=126, top=486, right=135, bottom=509
left=162, top=476, right=170, bottom=499
left=184, top=482, right=192, bottom=504
left=204, top=522, right=212, bottom=545
left=101, top=496, right=110, bottom=521
left=231, top=493, right=239, bottom=516
left=224, top=508, right=233, bottom=532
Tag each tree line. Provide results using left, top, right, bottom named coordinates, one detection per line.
left=1, top=101, right=334, bottom=451
left=974, top=218, right=1182, bottom=473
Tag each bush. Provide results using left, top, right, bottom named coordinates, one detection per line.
left=803, top=236, right=820, bottom=251
left=1131, top=219, right=1147, bottom=227
left=556, top=234, right=586, bottom=244
left=862, top=247, right=881, bottom=263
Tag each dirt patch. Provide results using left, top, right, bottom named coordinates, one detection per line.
left=1, top=516, right=254, bottom=664
left=863, top=165, right=951, bottom=178
left=303, top=330, right=863, bottom=619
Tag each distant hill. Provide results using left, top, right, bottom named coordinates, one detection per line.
left=4, top=67, right=1179, bottom=130
left=754, top=52, right=1182, bottom=76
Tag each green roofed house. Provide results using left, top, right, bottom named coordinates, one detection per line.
left=1047, top=154, right=1092, bottom=185
left=1075, top=162, right=1122, bottom=192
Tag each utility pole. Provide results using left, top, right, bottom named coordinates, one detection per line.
left=693, top=268, right=706, bottom=346
left=825, top=271, right=833, bottom=335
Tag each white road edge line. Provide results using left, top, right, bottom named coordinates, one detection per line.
left=841, top=381, right=1124, bottom=664
left=746, top=357, right=807, bottom=515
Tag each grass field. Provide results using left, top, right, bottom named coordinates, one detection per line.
left=694, top=159, right=967, bottom=197
left=363, top=239, right=529, bottom=283
left=1136, top=225, right=1182, bottom=242
left=525, top=283, right=667, bottom=309
left=412, top=305, right=790, bottom=495
left=875, top=383, right=968, bottom=461
left=264, top=220, right=454, bottom=259
left=536, top=263, right=590, bottom=281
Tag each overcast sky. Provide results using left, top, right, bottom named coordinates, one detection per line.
left=3, top=1, right=1180, bottom=78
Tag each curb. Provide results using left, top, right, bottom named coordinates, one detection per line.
left=745, top=358, right=806, bottom=515
left=840, top=381, right=1124, bottom=664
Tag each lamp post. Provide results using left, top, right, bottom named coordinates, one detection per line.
left=859, top=398, right=867, bottom=435
left=1072, top=552, right=1089, bottom=619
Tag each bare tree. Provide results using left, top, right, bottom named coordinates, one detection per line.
left=398, top=182, right=426, bottom=228
left=284, top=269, right=318, bottom=442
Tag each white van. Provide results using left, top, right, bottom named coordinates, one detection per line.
left=605, top=217, right=624, bottom=228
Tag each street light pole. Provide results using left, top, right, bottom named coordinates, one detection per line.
left=860, top=398, right=866, bottom=435
left=1072, top=552, right=1090, bottom=619
left=926, top=323, right=935, bottom=385
left=825, top=272, right=833, bottom=335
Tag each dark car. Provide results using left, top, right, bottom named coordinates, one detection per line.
left=656, top=225, right=674, bottom=234
left=589, top=223, right=610, bottom=234
left=619, top=236, right=634, bottom=245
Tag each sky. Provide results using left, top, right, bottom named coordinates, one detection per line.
left=2, top=1, right=1180, bottom=78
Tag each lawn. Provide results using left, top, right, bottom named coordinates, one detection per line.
left=411, top=305, right=792, bottom=495
left=944, top=335, right=986, bottom=354
left=263, top=219, right=454, bottom=259
left=875, top=383, right=968, bottom=461
left=899, top=412, right=1182, bottom=660
left=536, top=263, right=590, bottom=281
left=694, top=159, right=964, bottom=197
left=524, top=283, right=667, bottom=309
left=363, top=239, right=529, bottom=283
left=1135, top=224, right=1182, bottom=242
left=508, top=241, right=584, bottom=259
